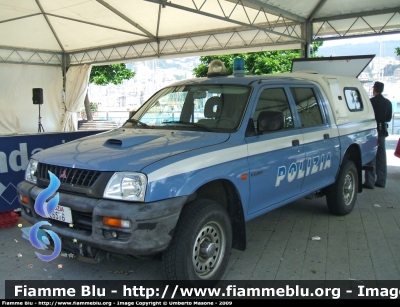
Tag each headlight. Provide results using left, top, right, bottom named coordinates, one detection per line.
left=104, top=172, right=147, bottom=202
left=25, top=159, right=38, bottom=184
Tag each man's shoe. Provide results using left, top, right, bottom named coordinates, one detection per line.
left=363, top=184, right=374, bottom=189
left=375, top=183, right=385, bottom=188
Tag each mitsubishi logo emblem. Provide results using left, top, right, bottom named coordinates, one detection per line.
left=59, top=169, right=67, bottom=179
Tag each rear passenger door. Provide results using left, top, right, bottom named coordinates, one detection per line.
left=289, top=86, right=339, bottom=193
left=246, top=87, right=305, bottom=216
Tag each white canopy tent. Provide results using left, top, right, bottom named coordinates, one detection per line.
left=0, top=63, right=63, bottom=134
left=0, top=0, right=399, bottom=134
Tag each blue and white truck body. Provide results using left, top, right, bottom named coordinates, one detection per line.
left=17, top=57, right=378, bottom=284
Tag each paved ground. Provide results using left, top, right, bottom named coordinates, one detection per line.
left=1, top=135, right=400, bottom=299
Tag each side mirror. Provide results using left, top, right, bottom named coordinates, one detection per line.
left=245, top=118, right=257, bottom=137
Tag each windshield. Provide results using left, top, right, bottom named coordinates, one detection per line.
left=123, top=84, right=251, bottom=132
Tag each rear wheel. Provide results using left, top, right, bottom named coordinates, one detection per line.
left=326, top=160, right=358, bottom=215
left=162, top=199, right=232, bottom=285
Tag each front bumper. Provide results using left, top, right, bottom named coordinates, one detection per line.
left=17, top=181, right=187, bottom=257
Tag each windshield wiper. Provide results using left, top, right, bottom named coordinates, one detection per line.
left=163, top=121, right=212, bottom=132
left=126, top=118, right=150, bottom=128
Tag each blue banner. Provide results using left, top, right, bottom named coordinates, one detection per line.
left=0, top=131, right=104, bottom=213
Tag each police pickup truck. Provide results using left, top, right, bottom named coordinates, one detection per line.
left=17, top=56, right=377, bottom=285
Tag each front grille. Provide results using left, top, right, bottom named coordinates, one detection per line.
left=72, top=210, right=93, bottom=232
left=38, top=163, right=101, bottom=188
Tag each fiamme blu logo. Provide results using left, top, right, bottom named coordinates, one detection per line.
left=28, top=171, right=62, bottom=261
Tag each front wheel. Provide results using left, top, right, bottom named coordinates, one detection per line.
left=162, top=199, right=232, bottom=285
left=326, top=160, right=358, bottom=215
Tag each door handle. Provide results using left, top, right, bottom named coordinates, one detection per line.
left=292, top=139, right=300, bottom=146
left=324, top=134, right=330, bottom=139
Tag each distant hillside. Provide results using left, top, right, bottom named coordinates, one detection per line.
left=318, top=40, right=400, bottom=58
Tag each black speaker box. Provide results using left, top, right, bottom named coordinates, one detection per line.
left=32, top=88, right=43, bottom=105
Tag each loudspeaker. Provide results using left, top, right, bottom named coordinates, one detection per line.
left=32, top=88, right=43, bottom=105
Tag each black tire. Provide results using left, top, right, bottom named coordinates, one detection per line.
left=162, top=199, right=232, bottom=285
left=326, top=160, right=358, bottom=216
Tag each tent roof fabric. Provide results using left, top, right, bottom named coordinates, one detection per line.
left=1, top=0, right=399, bottom=66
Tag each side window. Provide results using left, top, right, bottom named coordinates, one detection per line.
left=344, top=88, right=363, bottom=111
left=290, top=87, right=324, bottom=128
left=250, top=88, right=294, bottom=134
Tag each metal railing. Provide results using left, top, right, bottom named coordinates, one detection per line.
left=79, top=111, right=131, bottom=126
left=390, top=112, right=400, bottom=135
left=81, top=110, right=400, bottom=135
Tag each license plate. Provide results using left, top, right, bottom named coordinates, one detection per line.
left=49, top=205, right=73, bottom=224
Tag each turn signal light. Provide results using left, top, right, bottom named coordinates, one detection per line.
left=102, top=217, right=131, bottom=228
left=20, top=195, right=29, bottom=204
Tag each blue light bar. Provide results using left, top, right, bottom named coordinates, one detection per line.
left=233, top=58, right=245, bottom=77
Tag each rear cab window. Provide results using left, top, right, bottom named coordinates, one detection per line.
left=344, top=87, right=364, bottom=111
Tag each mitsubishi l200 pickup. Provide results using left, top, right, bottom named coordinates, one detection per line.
left=17, top=55, right=378, bottom=285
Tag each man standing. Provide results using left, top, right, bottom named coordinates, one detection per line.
left=363, top=81, right=393, bottom=189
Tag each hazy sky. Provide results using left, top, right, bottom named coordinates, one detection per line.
left=320, top=33, right=400, bottom=47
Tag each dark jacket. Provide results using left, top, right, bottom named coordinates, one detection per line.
left=370, top=93, right=392, bottom=137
